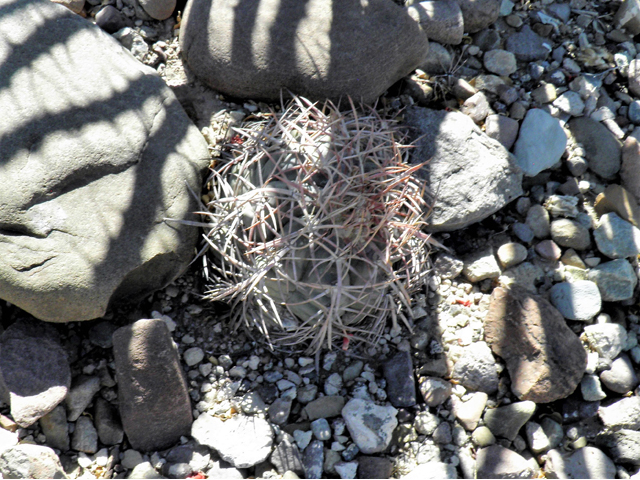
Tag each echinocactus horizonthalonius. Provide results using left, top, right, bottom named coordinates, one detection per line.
left=200, top=96, right=433, bottom=353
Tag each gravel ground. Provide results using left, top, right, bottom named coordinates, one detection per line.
left=6, top=0, right=640, bottom=478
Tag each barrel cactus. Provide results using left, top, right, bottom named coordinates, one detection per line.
left=200, top=96, right=432, bottom=353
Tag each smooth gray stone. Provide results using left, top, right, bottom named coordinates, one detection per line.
left=549, top=281, right=601, bottom=321
left=484, top=401, right=536, bottom=441
left=180, top=0, right=429, bottom=104
left=0, top=445, right=68, bottom=479
left=594, top=212, right=640, bottom=258
left=544, top=447, right=616, bottom=479
left=0, top=0, right=210, bottom=322
left=514, top=109, right=567, bottom=177
left=588, top=259, right=638, bottom=301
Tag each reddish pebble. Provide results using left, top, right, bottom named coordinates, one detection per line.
left=535, top=240, right=562, bottom=261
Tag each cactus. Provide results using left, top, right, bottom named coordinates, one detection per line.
left=200, top=96, right=433, bottom=353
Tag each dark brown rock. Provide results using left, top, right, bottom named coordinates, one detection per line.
left=0, top=319, right=70, bottom=427
left=484, top=286, right=586, bottom=403
left=112, top=319, right=192, bottom=452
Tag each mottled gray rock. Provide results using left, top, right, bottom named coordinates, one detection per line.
left=514, top=109, right=567, bottom=176
left=342, top=398, right=397, bottom=454
left=485, top=114, right=520, bottom=150
left=113, top=319, right=192, bottom=452
left=270, top=434, right=304, bottom=476
left=462, top=247, right=501, bottom=282
left=0, top=0, right=210, bottom=322
left=553, top=91, right=585, bottom=116
left=418, top=377, right=452, bottom=407
left=550, top=219, right=591, bottom=250
left=600, top=354, right=639, bottom=393
left=541, top=417, right=564, bottom=450
left=406, top=107, right=523, bottom=232
left=454, top=0, right=501, bottom=33
left=65, top=375, right=101, bottom=422
left=94, top=398, right=124, bottom=446
left=383, top=351, right=417, bottom=408
left=476, top=445, right=535, bottom=479
left=599, top=396, right=640, bottom=429
left=549, top=281, right=601, bottom=321
left=588, top=259, right=638, bottom=301
left=191, top=413, right=274, bottom=468
left=414, top=411, right=441, bottom=435
left=484, top=287, right=586, bottom=402
left=583, top=323, right=628, bottom=362
left=180, top=0, right=429, bottom=104
left=544, top=447, right=616, bottom=479
left=0, top=319, right=70, bottom=427
left=594, top=212, right=640, bottom=258
left=568, top=116, right=622, bottom=179
left=597, top=429, right=640, bottom=465
left=0, top=445, right=67, bottom=479
left=452, top=341, right=499, bottom=394
left=407, top=0, right=464, bottom=45
left=505, top=25, right=551, bottom=61
left=71, top=416, right=98, bottom=454
left=38, top=405, right=69, bottom=452
left=498, top=261, right=545, bottom=293
left=433, top=253, right=464, bottom=280
left=484, top=401, right=536, bottom=441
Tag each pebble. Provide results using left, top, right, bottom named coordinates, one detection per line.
left=433, top=253, right=464, bottom=279
left=534, top=239, right=561, bottom=261
left=452, top=341, right=499, bottom=394
left=514, top=108, right=567, bottom=177
left=525, top=204, right=550, bottom=238
left=594, top=184, right=640, bottom=227
left=476, top=445, right=536, bottom=478
left=541, top=417, right=564, bottom=450
left=268, top=399, right=292, bottom=425
left=629, top=101, right=640, bottom=124
left=550, top=219, right=591, bottom=250
left=418, top=377, right=452, bottom=407
left=531, top=83, right=557, bottom=104
left=484, top=401, right=537, bottom=441
left=553, top=91, right=585, bottom=116
left=484, top=114, right=520, bottom=150
left=549, top=280, right=602, bottom=321
left=461, top=91, right=491, bottom=123
left=596, top=430, right=640, bottom=466
left=600, top=396, right=640, bottom=430
left=122, top=449, right=145, bottom=469
left=505, top=25, right=551, bottom=62
left=545, top=447, right=616, bottom=479
left=71, top=416, right=98, bottom=454
left=302, top=440, right=324, bottom=479
left=472, top=426, right=496, bottom=447
left=310, top=418, right=331, bottom=441
left=451, top=391, right=488, bottom=430
left=383, top=351, right=417, bottom=408
left=496, top=242, right=528, bottom=269
left=39, top=405, right=69, bottom=452
left=341, top=399, right=397, bottom=454
left=600, top=354, right=639, bottom=393
left=581, top=374, right=607, bottom=401
left=0, top=445, right=67, bottom=479
left=183, top=347, right=205, bottom=367
left=414, top=411, right=441, bottom=435
left=271, top=434, right=304, bottom=476
left=66, top=375, right=102, bottom=422
left=402, top=462, right=457, bottom=479
left=583, top=323, right=628, bottom=362
left=484, top=50, right=517, bottom=76
left=588, top=259, right=638, bottom=301
left=324, top=373, right=344, bottom=396
left=95, top=5, right=126, bottom=34
left=525, top=421, right=551, bottom=454
left=293, top=430, right=313, bottom=451
left=304, top=396, right=345, bottom=420
left=462, top=247, right=501, bottom=282
left=191, top=413, right=273, bottom=468
left=568, top=116, right=622, bottom=180
left=594, top=212, right=640, bottom=258
left=512, top=222, right=534, bottom=243
left=94, top=398, right=124, bottom=446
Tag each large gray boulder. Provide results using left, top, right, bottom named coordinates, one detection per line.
left=405, top=107, right=523, bottom=232
left=179, top=0, right=429, bottom=104
left=0, top=0, right=210, bottom=322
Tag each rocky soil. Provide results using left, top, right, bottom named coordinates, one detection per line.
left=6, top=0, right=640, bottom=478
